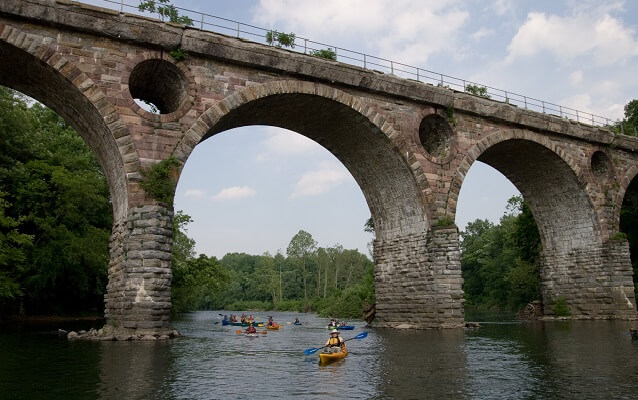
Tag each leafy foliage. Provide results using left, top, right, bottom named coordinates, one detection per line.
left=461, top=196, right=541, bottom=312
left=608, top=99, right=638, bottom=136
left=138, top=0, right=193, bottom=25
left=0, top=87, right=112, bottom=315
left=265, top=31, right=296, bottom=48
left=140, top=156, right=181, bottom=206
left=465, top=84, right=491, bottom=99
left=309, top=48, right=337, bottom=60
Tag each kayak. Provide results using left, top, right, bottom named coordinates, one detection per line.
left=231, top=322, right=264, bottom=327
left=293, top=322, right=302, bottom=325
left=245, top=333, right=260, bottom=338
left=266, top=323, right=279, bottom=330
left=319, top=349, right=348, bottom=364
left=338, top=326, right=354, bottom=330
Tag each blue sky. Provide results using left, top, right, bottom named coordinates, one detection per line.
left=85, top=0, right=638, bottom=258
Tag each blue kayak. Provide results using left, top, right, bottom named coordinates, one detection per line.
left=339, top=325, right=354, bottom=330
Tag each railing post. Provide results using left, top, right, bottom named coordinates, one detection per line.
left=505, top=91, right=509, bottom=103
left=363, top=54, right=367, bottom=69
left=120, top=0, right=124, bottom=12
left=575, top=109, right=579, bottom=122
left=416, top=67, right=419, bottom=82
left=542, top=101, right=545, bottom=113
left=524, top=96, right=527, bottom=109
left=440, top=74, right=444, bottom=86
left=334, top=47, right=337, bottom=61
left=304, top=38, right=307, bottom=54
left=390, top=61, right=394, bottom=75
left=236, top=22, right=240, bottom=38
left=200, top=13, right=204, bottom=30
left=559, top=105, right=562, bottom=117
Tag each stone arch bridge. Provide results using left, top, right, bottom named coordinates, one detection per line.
left=1, top=0, right=636, bottom=337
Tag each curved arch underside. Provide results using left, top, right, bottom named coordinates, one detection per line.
left=205, top=93, right=429, bottom=239
left=477, top=139, right=600, bottom=252
left=0, top=40, right=126, bottom=221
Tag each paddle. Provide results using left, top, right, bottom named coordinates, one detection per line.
left=303, top=331, right=368, bottom=355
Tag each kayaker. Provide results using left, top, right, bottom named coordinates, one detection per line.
left=267, top=316, right=275, bottom=327
left=230, top=314, right=237, bottom=323
left=324, top=329, right=345, bottom=353
left=328, top=318, right=338, bottom=329
left=294, top=317, right=300, bottom=324
left=246, top=322, right=257, bottom=334
left=241, top=313, right=247, bottom=323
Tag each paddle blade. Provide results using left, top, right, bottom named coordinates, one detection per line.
left=235, top=330, right=243, bottom=335
left=354, top=332, right=368, bottom=340
left=261, top=331, right=268, bottom=335
left=303, top=347, right=320, bottom=355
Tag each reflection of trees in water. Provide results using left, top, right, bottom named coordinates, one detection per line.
left=375, top=329, right=468, bottom=399
left=98, top=341, right=172, bottom=400
left=375, top=321, right=638, bottom=399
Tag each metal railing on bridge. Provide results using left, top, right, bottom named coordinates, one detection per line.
left=79, top=0, right=617, bottom=129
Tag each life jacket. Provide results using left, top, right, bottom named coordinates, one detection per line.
left=246, top=326, right=256, bottom=333
left=328, top=336, right=343, bottom=347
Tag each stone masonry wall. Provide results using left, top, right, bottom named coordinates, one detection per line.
left=104, top=205, right=174, bottom=338
left=541, top=239, right=636, bottom=318
left=374, top=226, right=464, bottom=329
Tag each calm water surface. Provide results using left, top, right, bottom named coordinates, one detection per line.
left=1, top=311, right=637, bottom=399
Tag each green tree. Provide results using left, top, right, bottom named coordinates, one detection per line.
left=609, top=99, right=638, bottom=136
left=460, top=196, right=541, bottom=312
left=286, top=230, right=317, bottom=304
left=0, top=88, right=112, bottom=315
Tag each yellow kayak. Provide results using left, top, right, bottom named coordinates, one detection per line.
left=318, top=349, right=348, bottom=364
left=266, top=323, right=279, bottom=330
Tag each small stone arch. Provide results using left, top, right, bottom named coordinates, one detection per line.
left=174, top=80, right=431, bottom=238
left=0, top=23, right=135, bottom=222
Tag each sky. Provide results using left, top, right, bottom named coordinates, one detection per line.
left=82, top=0, right=638, bottom=259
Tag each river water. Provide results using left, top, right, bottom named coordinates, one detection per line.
left=1, top=311, right=637, bottom=399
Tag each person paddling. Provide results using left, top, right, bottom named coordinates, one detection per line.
left=323, top=329, right=345, bottom=353
left=245, top=322, right=257, bottom=334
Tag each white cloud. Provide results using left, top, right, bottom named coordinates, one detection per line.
left=470, top=27, right=494, bottom=41
left=252, top=0, right=469, bottom=66
left=490, top=0, right=514, bottom=16
left=184, top=189, right=206, bottom=198
left=506, top=7, right=638, bottom=65
left=569, top=70, right=583, bottom=86
left=290, top=162, right=350, bottom=199
left=212, top=186, right=256, bottom=201
left=256, top=127, right=320, bottom=161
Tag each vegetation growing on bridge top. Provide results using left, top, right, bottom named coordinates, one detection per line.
left=266, top=31, right=296, bottom=49
left=309, top=48, right=337, bottom=61
left=465, top=84, right=491, bottom=99
left=138, top=0, right=193, bottom=26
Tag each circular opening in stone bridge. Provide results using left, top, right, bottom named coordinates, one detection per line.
left=129, top=59, right=187, bottom=114
left=419, top=113, right=453, bottom=159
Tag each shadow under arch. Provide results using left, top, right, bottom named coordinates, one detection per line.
left=0, top=31, right=130, bottom=221
left=175, top=81, right=430, bottom=240
left=618, top=167, right=638, bottom=308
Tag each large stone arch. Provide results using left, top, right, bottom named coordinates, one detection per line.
left=0, top=23, right=133, bottom=221
left=451, top=129, right=635, bottom=318
left=174, top=80, right=464, bottom=328
left=450, top=129, right=597, bottom=251
left=175, top=80, right=431, bottom=240
left=614, top=164, right=638, bottom=232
